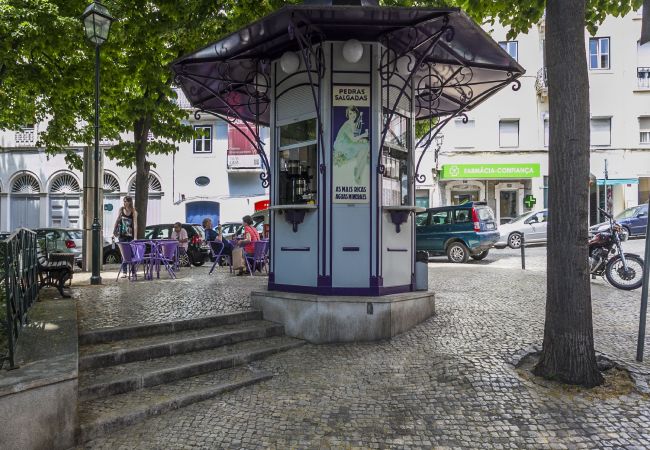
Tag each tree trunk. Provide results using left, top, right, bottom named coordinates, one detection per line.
left=533, top=0, right=603, bottom=387
left=134, top=117, right=151, bottom=239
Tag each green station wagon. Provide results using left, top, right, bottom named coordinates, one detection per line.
left=415, top=202, right=500, bottom=263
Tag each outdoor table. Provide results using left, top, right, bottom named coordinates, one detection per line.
left=132, top=239, right=178, bottom=279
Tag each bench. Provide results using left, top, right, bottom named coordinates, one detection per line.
left=37, top=248, right=73, bottom=298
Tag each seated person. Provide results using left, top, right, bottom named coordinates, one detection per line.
left=235, top=215, right=260, bottom=275
left=171, top=222, right=189, bottom=259
left=202, top=217, right=233, bottom=262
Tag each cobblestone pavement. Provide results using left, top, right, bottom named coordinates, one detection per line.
left=81, top=243, right=650, bottom=449
left=74, top=265, right=265, bottom=332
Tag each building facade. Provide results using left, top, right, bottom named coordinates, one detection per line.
left=0, top=91, right=269, bottom=233
left=416, top=9, right=650, bottom=225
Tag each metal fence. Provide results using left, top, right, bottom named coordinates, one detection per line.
left=1, top=228, right=39, bottom=369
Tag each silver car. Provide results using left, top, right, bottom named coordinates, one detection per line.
left=35, top=228, right=84, bottom=267
left=495, top=209, right=548, bottom=249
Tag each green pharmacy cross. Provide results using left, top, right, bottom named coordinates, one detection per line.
left=524, top=195, right=537, bottom=209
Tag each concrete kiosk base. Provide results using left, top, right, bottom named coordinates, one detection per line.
left=251, top=290, right=435, bottom=344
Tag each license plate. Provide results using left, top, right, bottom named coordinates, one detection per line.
left=485, top=223, right=495, bottom=230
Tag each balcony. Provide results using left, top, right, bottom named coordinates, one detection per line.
left=173, top=88, right=193, bottom=109
left=637, top=67, right=650, bottom=90
left=535, top=67, right=548, bottom=98
left=14, top=127, right=36, bottom=147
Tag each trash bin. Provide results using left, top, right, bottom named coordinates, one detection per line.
left=415, top=251, right=429, bottom=291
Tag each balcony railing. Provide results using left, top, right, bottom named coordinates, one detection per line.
left=535, top=67, right=548, bottom=95
left=637, top=67, right=650, bottom=89
left=173, top=88, right=193, bottom=109
left=14, top=127, right=36, bottom=147
left=1, top=229, right=39, bottom=369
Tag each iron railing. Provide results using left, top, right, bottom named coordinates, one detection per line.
left=1, top=228, right=39, bottom=369
left=14, top=127, right=36, bottom=146
left=638, top=67, right=650, bottom=89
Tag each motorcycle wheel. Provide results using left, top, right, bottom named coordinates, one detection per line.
left=605, top=254, right=644, bottom=290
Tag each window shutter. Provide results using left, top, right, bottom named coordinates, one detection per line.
left=499, top=120, right=519, bottom=147
left=453, top=119, right=475, bottom=148
left=639, top=116, right=650, bottom=130
left=590, top=118, right=611, bottom=146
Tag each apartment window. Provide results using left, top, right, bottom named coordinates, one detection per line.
left=499, top=120, right=519, bottom=148
left=453, top=118, right=475, bottom=148
left=193, top=125, right=212, bottom=153
left=543, top=117, right=549, bottom=147
left=499, top=41, right=518, bottom=61
left=590, top=117, right=611, bottom=146
left=589, top=37, right=610, bottom=70
left=638, top=67, right=650, bottom=89
left=640, top=117, right=650, bottom=144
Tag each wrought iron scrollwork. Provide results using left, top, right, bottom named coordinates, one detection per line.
left=175, top=58, right=272, bottom=188
left=375, top=12, right=523, bottom=186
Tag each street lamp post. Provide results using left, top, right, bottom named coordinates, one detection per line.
left=82, top=2, right=114, bottom=285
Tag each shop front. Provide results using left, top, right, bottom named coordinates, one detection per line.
left=439, top=163, right=542, bottom=224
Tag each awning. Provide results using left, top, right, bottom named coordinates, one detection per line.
left=171, top=4, right=524, bottom=126
left=597, top=178, right=639, bottom=186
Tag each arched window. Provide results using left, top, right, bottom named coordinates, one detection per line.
left=49, top=172, right=81, bottom=228
left=104, top=172, right=120, bottom=193
left=128, top=173, right=163, bottom=226
left=50, top=173, right=81, bottom=195
left=129, top=174, right=162, bottom=194
left=103, top=172, right=121, bottom=236
left=12, top=173, right=40, bottom=194
left=10, top=173, right=41, bottom=230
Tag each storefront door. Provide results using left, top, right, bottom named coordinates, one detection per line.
left=451, top=190, right=479, bottom=205
left=499, top=190, right=518, bottom=224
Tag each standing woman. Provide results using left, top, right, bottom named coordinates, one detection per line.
left=113, top=196, right=138, bottom=242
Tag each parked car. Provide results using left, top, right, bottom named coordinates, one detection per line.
left=102, top=236, right=122, bottom=264
left=415, top=202, right=499, bottom=263
left=495, top=209, right=548, bottom=249
left=35, top=228, right=83, bottom=267
left=144, top=223, right=209, bottom=266
left=220, top=222, right=242, bottom=240
left=589, top=204, right=648, bottom=238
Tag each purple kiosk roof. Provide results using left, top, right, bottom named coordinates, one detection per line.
left=171, top=3, right=525, bottom=126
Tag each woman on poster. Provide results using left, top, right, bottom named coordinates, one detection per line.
left=333, top=106, right=369, bottom=184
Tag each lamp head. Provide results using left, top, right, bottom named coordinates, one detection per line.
left=82, top=2, right=114, bottom=45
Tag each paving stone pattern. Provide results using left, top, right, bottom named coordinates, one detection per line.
left=81, top=251, right=650, bottom=449
left=75, top=267, right=265, bottom=331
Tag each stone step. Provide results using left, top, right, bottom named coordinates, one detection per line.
left=79, top=336, right=304, bottom=401
left=78, top=310, right=263, bottom=345
left=79, top=320, right=284, bottom=370
left=78, top=366, right=272, bottom=443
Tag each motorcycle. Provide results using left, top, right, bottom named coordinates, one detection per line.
left=589, top=207, right=644, bottom=290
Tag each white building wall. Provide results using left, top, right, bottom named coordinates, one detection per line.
left=416, top=10, right=650, bottom=223
left=0, top=106, right=269, bottom=232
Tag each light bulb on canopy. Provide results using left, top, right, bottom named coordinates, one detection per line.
left=342, top=39, right=364, bottom=63
left=280, top=51, right=300, bottom=74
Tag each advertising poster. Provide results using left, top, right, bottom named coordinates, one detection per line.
left=227, top=120, right=260, bottom=169
left=332, top=85, right=370, bottom=204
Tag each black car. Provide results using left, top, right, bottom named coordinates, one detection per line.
left=144, top=223, right=209, bottom=266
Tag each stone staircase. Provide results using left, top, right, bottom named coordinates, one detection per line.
left=76, top=311, right=303, bottom=443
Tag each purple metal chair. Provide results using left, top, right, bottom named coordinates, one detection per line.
left=156, top=240, right=178, bottom=279
left=244, top=240, right=269, bottom=276
left=116, top=242, right=147, bottom=281
left=208, top=240, right=232, bottom=275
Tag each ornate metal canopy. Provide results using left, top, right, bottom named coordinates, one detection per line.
left=171, top=3, right=524, bottom=187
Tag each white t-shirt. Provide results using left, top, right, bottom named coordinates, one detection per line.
left=171, top=228, right=189, bottom=250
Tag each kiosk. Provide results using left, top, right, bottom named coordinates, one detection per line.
left=173, top=0, right=524, bottom=342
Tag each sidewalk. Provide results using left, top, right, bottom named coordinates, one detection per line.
left=78, top=264, right=650, bottom=449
